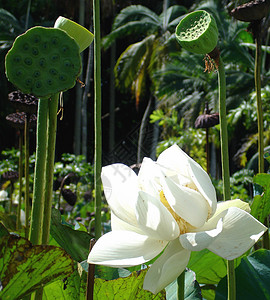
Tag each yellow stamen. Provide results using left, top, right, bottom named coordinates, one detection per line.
left=160, top=190, right=191, bottom=234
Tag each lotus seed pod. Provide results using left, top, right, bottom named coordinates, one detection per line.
left=54, top=16, right=94, bottom=53
left=231, top=0, right=270, bottom=22
left=175, top=10, right=218, bottom=55
left=5, top=26, right=81, bottom=98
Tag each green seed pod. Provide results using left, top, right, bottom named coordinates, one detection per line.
left=175, top=10, right=218, bottom=55
left=54, top=16, right=94, bottom=53
left=5, top=26, right=81, bottom=98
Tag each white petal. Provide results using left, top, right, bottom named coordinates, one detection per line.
left=207, top=207, right=267, bottom=260
left=214, top=199, right=251, bottom=217
left=157, top=144, right=190, bottom=178
left=111, top=212, right=145, bottom=235
left=180, top=207, right=267, bottom=260
left=135, top=191, right=180, bottom=241
left=188, top=157, right=217, bottom=216
left=87, top=231, right=167, bottom=267
left=138, top=157, right=161, bottom=198
left=143, top=239, right=191, bottom=294
left=101, top=164, right=138, bottom=226
left=161, top=175, right=209, bottom=228
left=180, top=218, right=223, bottom=251
left=157, top=144, right=217, bottom=217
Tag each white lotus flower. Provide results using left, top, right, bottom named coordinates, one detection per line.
left=88, top=145, right=267, bottom=294
left=0, top=190, right=8, bottom=202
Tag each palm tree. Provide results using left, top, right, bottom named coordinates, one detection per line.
left=102, top=4, right=187, bottom=162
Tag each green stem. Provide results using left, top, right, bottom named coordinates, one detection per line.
left=255, top=22, right=264, bottom=175
left=227, top=260, right=236, bottom=300
left=218, top=57, right=230, bottom=201
left=254, top=21, right=269, bottom=250
left=42, top=94, right=59, bottom=244
left=29, top=99, right=49, bottom=245
left=217, top=56, right=235, bottom=300
left=17, top=130, right=23, bottom=230
left=177, top=271, right=185, bottom=300
left=24, top=115, right=30, bottom=238
left=93, top=0, right=102, bottom=239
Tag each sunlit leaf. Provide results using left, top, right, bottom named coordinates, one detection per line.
left=215, top=249, right=270, bottom=299
left=200, top=285, right=215, bottom=300
left=43, top=266, right=87, bottom=300
left=187, top=249, right=241, bottom=285
left=0, top=235, right=74, bottom=299
left=94, top=269, right=166, bottom=299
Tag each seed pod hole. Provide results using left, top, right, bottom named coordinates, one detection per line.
left=32, top=47, right=39, bottom=56
left=50, top=69, right=58, bottom=76
left=33, top=70, right=40, bottom=78
left=33, top=35, right=41, bottom=43
left=24, top=57, right=32, bottom=66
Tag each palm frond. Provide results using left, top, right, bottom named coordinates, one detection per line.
left=132, top=53, right=149, bottom=109
left=159, top=5, right=187, bottom=30
left=114, top=35, right=155, bottom=92
left=102, top=20, right=158, bottom=49
left=113, top=5, right=160, bottom=30
left=0, top=9, right=23, bottom=41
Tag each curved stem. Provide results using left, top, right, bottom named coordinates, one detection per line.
left=42, top=94, right=59, bottom=244
left=24, top=115, right=30, bottom=238
left=29, top=99, right=48, bottom=245
left=177, top=271, right=185, bottom=300
left=93, top=0, right=102, bottom=239
left=218, top=56, right=235, bottom=300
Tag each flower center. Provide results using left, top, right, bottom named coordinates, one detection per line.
left=159, top=190, right=190, bottom=234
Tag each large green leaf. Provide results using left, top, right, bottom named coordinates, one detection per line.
left=215, top=249, right=270, bottom=300
left=187, top=249, right=241, bottom=285
left=251, top=173, right=270, bottom=223
left=43, top=266, right=87, bottom=300
left=94, top=269, right=166, bottom=299
left=166, top=269, right=202, bottom=300
left=50, top=208, right=92, bottom=262
left=0, top=235, right=74, bottom=299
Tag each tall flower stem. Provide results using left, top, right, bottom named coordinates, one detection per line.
left=17, top=129, right=23, bottom=230
left=217, top=57, right=230, bottom=201
left=42, top=94, right=59, bottom=244
left=24, top=114, right=30, bottom=238
left=217, top=55, right=235, bottom=300
left=93, top=0, right=102, bottom=239
left=29, top=99, right=48, bottom=245
left=254, top=21, right=269, bottom=249
left=177, top=271, right=185, bottom=300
